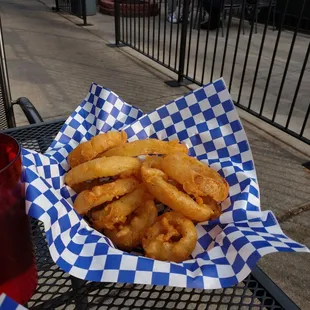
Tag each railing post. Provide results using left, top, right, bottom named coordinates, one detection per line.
left=81, top=0, right=87, bottom=25
left=177, top=0, right=190, bottom=83
left=52, top=0, right=60, bottom=11
left=114, top=0, right=121, bottom=45
left=0, top=14, right=15, bottom=128
left=55, top=0, right=60, bottom=11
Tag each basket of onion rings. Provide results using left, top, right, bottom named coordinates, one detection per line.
left=23, top=79, right=308, bottom=289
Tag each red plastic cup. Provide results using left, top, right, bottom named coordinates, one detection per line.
left=0, top=133, right=37, bottom=304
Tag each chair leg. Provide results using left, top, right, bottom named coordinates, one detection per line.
left=242, top=6, right=245, bottom=35
left=255, top=6, right=258, bottom=33
left=243, top=20, right=245, bottom=35
left=194, top=0, right=199, bottom=29
left=221, top=10, right=224, bottom=37
left=272, top=5, right=276, bottom=31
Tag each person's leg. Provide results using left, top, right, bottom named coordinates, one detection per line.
left=246, top=0, right=260, bottom=26
left=178, top=0, right=192, bottom=22
left=167, top=0, right=178, bottom=22
left=201, top=0, right=222, bottom=30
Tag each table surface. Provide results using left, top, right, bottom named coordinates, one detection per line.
left=3, top=119, right=299, bottom=310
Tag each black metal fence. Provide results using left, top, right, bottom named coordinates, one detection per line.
left=114, top=0, right=310, bottom=144
left=54, top=0, right=87, bottom=25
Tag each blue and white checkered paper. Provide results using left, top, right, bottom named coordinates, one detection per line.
left=23, top=79, right=309, bottom=289
left=0, top=294, right=27, bottom=310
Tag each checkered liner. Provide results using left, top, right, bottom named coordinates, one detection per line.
left=0, top=294, right=27, bottom=310
left=23, top=79, right=309, bottom=289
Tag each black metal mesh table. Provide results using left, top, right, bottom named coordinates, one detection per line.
left=3, top=120, right=299, bottom=310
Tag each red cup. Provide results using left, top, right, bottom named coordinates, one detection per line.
left=0, top=133, right=37, bottom=304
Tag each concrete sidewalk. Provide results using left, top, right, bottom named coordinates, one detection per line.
left=0, top=0, right=188, bottom=124
left=1, top=0, right=310, bottom=308
left=83, top=6, right=310, bottom=141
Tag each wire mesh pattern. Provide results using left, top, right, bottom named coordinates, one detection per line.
left=4, top=120, right=297, bottom=309
left=0, top=87, right=8, bottom=130
left=3, top=119, right=65, bottom=152
left=19, top=81, right=308, bottom=291
left=114, top=0, right=310, bottom=144
left=26, top=219, right=285, bottom=310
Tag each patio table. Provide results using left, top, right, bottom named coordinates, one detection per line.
left=3, top=119, right=300, bottom=310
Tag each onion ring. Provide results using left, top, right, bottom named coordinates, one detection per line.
left=73, top=177, right=139, bottom=215
left=142, top=211, right=197, bottom=262
left=101, top=139, right=188, bottom=157
left=161, top=152, right=229, bottom=202
left=68, top=131, right=127, bottom=168
left=70, top=178, right=106, bottom=194
left=141, top=157, right=214, bottom=222
left=104, top=200, right=158, bottom=251
left=64, top=156, right=141, bottom=187
left=92, top=187, right=146, bottom=230
left=200, top=196, right=222, bottom=220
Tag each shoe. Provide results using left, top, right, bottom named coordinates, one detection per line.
left=200, top=20, right=222, bottom=31
left=179, top=17, right=190, bottom=24
left=168, top=14, right=178, bottom=23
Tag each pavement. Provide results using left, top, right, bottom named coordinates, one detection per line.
left=1, top=0, right=310, bottom=308
left=1, top=0, right=188, bottom=124
left=84, top=5, right=310, bottom=141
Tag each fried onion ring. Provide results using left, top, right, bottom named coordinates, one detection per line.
left=142, top=212, right=197, bottom=262
left=141, top=157, right=214, bottom=222
left=101, top=139, right=188, bottom=157
left=64, top=156, right=141, bottom=187
left=162, top=152, right=229, bottom=202
left=73, top=177, right=139, bottom=215
left=68, top=131, right=127, bottom=168
left=200, top=196, right=222, bottom=220
left=104, top=200, right=158, bottom=251
left=70, top=178, right=106, bottom=194
left=92, top=187, right=146, bottom=230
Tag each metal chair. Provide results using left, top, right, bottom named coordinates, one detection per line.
left=221, top=0, right=246, bottom=37
left=193, top=0, right=245, bottom=34
left=248, top=0, right=277, bottom=34
left=0, top=15, right=42, bottom=130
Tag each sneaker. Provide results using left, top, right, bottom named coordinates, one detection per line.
left=168, top=14, right=178, bottom=23
left=179, top=17, right=190, bottom=23
left=200, top=20, right=222, bottom=31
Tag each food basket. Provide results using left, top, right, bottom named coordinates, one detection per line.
left=23, top=78, right=309, bottom=289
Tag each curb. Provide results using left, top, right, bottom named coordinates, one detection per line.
left=235, top=109, right=310, bottom=160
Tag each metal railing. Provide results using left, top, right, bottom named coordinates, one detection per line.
left=0, top=14, right=14, bottom=128
left=114, top=0, right=310, bottom=144
left=54, top=0, right=87, bottom=25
